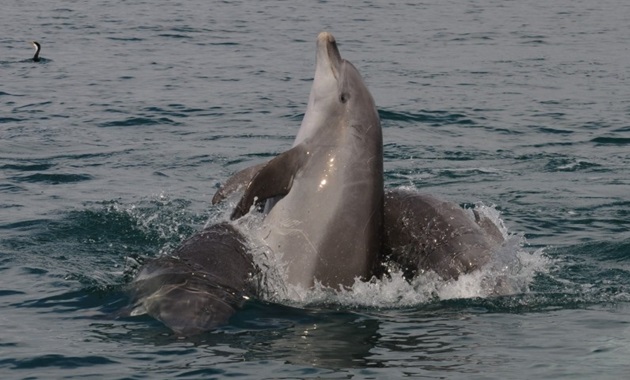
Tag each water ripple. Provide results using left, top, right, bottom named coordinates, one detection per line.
left=591, top=136, right=630, bottom=146
left=1, top=354, right=118, bottom=370
left=98, top=116, right=180, bottom=128
left=379, top=109, right=475, bottom=126
left=11, top=173, right=93, bottom=184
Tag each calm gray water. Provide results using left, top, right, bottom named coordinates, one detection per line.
left=2, top=0, right=630, bottom=379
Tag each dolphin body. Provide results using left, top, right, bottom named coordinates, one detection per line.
left=221, top=32, right=384, bottom=289
left=381, top=189, right=503, bottom=281
left=122, top=223, right=256, bottom=336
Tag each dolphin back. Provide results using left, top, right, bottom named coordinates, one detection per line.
left=124, top=223, right=256, bottom=335
left=382, top=189, right=504, bottom=280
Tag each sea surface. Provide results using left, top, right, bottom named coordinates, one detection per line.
left=1, top=0, right=629, bottom=379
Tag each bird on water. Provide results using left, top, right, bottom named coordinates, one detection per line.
left=30, top=41, right=41, bottom=62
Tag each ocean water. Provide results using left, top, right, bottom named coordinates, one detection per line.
left=1, top=0, right=629, bottom=378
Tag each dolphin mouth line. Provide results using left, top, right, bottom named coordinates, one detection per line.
left=319, top=32, right=343, bottom=81
left=327, top=45, right=341, bottom=81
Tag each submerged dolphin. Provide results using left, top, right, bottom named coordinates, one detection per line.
left=122, top=223, right=256, bottom=336
left=219, top=32, right=383, bottom=289
left=382, top=189, right=504, bottom=281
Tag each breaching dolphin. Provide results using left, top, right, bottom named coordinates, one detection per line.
left=220, top=32, right=383, bottom=289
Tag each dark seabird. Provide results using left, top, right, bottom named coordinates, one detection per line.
left=30, top=41, right=41, bottom=62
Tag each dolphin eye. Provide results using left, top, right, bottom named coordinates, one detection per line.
left=339, top=92, right=350, bottom=103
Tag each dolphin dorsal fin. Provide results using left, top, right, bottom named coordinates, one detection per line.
left=231, top=145, right=308, bottom=220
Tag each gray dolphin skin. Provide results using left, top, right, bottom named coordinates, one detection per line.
left=382, top=189, right=504, bottom=281
left=226, top=32, right=383, bottom=289
left=123, top=223, right=256, bottom=336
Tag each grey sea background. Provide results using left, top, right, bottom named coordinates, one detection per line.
left=2, top=0, right=629, bottom=378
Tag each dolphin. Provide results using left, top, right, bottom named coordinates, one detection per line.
left=381, top=189, right=504, bottom=281
left=121, top=223, right=257, bottom=336
left=220, top=32, right=383, bottom=289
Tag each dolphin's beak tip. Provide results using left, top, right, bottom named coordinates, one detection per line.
left=317, top=32, right=335, bottom=44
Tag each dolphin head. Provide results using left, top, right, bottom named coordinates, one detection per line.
left=294, top=32, right=379, bottom=145
left=312, top=32, right=343, bottom=103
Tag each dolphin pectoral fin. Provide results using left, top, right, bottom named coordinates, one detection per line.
left=212, top=162, right=268, bottom=205
left=231, top=145, right=307, bottom=220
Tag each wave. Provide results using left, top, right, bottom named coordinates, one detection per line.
left=591, top=136, right=630, bottom=146
left=379, top=109, right=476, bottom=126
left=98, top=116, right=180, bottom=128
left=11, top=173, right=93, bottom=184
